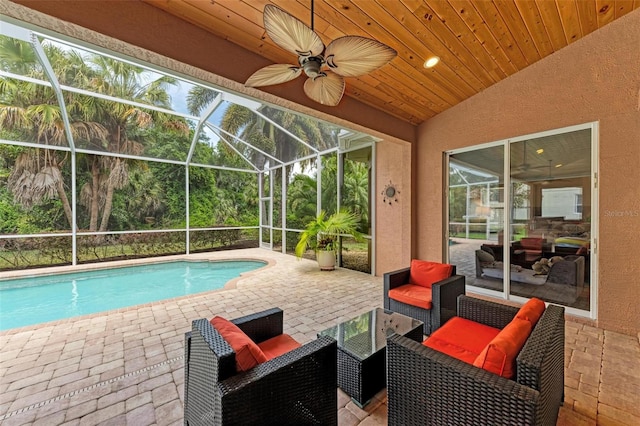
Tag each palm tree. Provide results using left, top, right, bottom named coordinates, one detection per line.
left=1, top=37, right=190, bottom=231
left=187, top=88, right=339, bottom=234
left=286, top=173, right=318, bottom=228
left=187, top=87, right=337, bottom=173
left=341, top=160, right=370, bottom=230
left=74, top=55, right=189, bottom=231
left=124, top=167, right=167, bottom=226
left=294, top=210, right=362, bottom=255
left=1, top=38, right=107, bottom=229
left=288, top=155, right=370, bottom=232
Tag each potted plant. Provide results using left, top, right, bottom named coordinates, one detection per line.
left=295, top=210, right=363, bottom=270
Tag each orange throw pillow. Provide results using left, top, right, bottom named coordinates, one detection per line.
left=473, top=317, right=532, bottom=379
left=258, top=334, right=302, bottom=361
left=409, top=260, right=454, bottom=289
left=210, top=316, right=268, bottom=372
left=516, top=297, right=546, bottom=329
left=515, top=298, right=546, bottom=327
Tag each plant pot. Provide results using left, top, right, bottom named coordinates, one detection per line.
left=316, top=250, right=336, bottom=271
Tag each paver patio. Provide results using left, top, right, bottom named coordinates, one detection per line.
left=1, top=248, right=639, bottom=425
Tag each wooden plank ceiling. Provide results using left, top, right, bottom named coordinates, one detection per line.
left=143, top=0, right=639, bottom=126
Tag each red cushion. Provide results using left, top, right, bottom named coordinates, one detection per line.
left=473, top=317, right=532, bottom=379
left=258, top=334, right=302, bottom=361
left=210, top=316, right=268, bottom=372
left=519, top=238, right=543, bottom=250
left=409, top=260, right=454, bottom=289
left=388, top=284, right=432, bottom=310
left=424, top=317, right=500, bottom=364
left=516, top=298, right=546, bottom=327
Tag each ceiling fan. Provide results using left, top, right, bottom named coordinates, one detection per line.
left=513, top=141, right=533, bottom=173
left=245, top=1, right=397, bottom=106
left=512, top=141, right=549, bottom=176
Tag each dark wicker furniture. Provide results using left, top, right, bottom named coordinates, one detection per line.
left=318, top=308, right=422, bottom=407
left=383, top=265, right=465, bottom=335
left=476, top=244, right=528, bottom=274
left=184, top=308, right=337, bottom=426
left=387, top=295, right=565, bottom=426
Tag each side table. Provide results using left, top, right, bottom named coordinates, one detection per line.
left=318, top=308, right=423, bottom=407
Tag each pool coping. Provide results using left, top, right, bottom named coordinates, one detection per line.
left=0, top=253, right=276, bottom=336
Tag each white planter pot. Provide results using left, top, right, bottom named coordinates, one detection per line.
left=316, top=250, right=336, bottom=271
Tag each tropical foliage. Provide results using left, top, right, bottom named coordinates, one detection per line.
left=287, top=155, right=370, bottom=233
left=0, top=37, right=258, bottom=235
left=0, top=35, right=370, bottom=270
left=294, top=209, right=362, bottom=258
left=187, top=87, right=337, bottom=169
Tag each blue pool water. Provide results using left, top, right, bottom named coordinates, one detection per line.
left=0, top=260, right=265, bottom=331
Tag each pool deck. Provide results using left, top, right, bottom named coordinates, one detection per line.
left=1, top=248, right=639, bottom=425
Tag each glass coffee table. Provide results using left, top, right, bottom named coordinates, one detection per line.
left=318, top=308, right=423, bottom=407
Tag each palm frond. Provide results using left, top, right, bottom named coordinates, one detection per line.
left=32, top=165, right=61, bottom=200
left=70, top=121, right=109, bottom=143
left=8, top=169, right=35, bottom=207
left=0, top=36, right=38, bottom=74
left=221, top=104, right=255, bottom=135
left=79, top=182, right=93, bottom=207
left=12, top=151, right=38, bottom=174
left=0, top=104, right=30, bottom=129
left=186, top=86, right=219, bottom=116
left=108, top=159, right=129, bottom=189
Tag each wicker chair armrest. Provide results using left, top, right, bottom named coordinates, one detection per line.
left=516, top=304, right=565, bottom=425
left=183, top=318, right=236, bottom=426
left=384, top=267, right=411, bottom=290
left=216, top=335, right=338, bottom=425
left=457, top=295, right=519, bottom=329
left=383, top=267, right=410, bottom=309
left=430, top=274, right=465, bottom=331
left=387, top=334, right=539, bottom=426
left=517, top=304, right=565, bottom=383
left=232, top=307, right=283, bottom=343
left=190, top=318, right=236, bottom=378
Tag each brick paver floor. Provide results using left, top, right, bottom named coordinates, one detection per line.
left=1, top=249, right=638, bottom=425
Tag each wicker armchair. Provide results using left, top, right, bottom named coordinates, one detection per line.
left=383, top=264, right=465, bottom=335
left=387, top=295, right=565, bottom=426
left=184, top=308, right=337, bottom=426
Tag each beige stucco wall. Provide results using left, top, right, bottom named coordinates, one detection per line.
left=375, top=140, right=413, bottom=275
left=416, top=9, right=640, bottom=334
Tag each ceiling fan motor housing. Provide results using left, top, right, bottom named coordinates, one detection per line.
left=300, top=56, right=325, bottom=78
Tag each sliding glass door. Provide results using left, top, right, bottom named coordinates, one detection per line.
left=448, top=144, right=505, bottom=293
left=447, top=124, right=596, bottom=315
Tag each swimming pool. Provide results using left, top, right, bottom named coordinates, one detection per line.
left=0, top=260, right=266, bottom=331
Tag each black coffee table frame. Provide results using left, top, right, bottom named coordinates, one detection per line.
left=319, top=308, right=423, bottom=407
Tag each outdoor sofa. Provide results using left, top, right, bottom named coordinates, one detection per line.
left=387, top=295, right=565, bottom=425
left=476, top=249, right=585, bottom=287
left=184, top=307, right=337, bottom=425
left=383, top=260, right=465, bottom=335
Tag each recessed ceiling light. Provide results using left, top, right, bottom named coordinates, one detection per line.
left=424, top=56, right=439, bottom=68
left=536, top=148, right=544, bottom=154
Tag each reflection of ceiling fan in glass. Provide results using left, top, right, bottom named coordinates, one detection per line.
left=512, top=141, right=549, bottom=177
left=541, top=159, right=554, bottom=183
left=245, top=0, right=397, bottom=106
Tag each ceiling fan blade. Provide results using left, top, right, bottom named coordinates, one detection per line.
left=303, top=71, right=345, bottom=106
left=263, top=5, right=324, bottom=57
left=245, top=64, right=302, bottom=87
left=323, top=36, right=397, bottom=77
